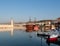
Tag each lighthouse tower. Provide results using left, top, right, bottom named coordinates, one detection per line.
left=11, top=19, right=14, bottom=28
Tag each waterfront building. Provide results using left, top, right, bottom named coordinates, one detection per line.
left=0, top=19, right=13, bottom=29
left=53, top=17, right=60, bottom=31
left=33, top=17, right=60, bottom=31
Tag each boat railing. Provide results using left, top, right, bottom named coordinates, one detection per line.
left=37, top=29, right=59, bottom=35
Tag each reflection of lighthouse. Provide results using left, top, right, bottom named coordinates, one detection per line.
left=11, top=28, right=13, bottom=36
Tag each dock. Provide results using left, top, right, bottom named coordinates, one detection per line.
left=0, top=19, right=26, bottom=30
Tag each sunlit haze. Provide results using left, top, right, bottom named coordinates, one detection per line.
left=0, top=0, right=60, bottom=22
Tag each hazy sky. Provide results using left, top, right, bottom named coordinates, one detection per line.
left=0, top=0, right=60, bottom=22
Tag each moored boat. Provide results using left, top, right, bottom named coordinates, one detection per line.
left=26, top=23, right=34, bottom=32
left=33, top=24, right=40, bottom=31
left=47, top=34, right=58, bottom=42
left=37, top=29, right=59, bottom=42
left=46, top=29, right=59, bottom=42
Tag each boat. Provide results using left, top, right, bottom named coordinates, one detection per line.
left=47, top=34, right=58, bottom=42
left=26, top=23, right=34, bottom=32
left=46, top=29, right=59, bottom=42
left=33, top=24, right=40, bottom=31
left=37, top=29, right=59, bottom=42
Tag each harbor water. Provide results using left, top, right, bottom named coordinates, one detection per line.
left=0, top=29, right=60, bottom=46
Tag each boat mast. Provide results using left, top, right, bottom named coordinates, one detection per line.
left=29, top=17, right=31, bottom=23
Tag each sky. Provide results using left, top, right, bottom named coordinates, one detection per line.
left=0, top=0, right=60, bottom=22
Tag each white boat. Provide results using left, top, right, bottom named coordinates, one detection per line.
left=37, top=29, right=59, bottom=39
left=50, top=34, right=58, bottom=38
left=46, top=29, right=59, bottom=42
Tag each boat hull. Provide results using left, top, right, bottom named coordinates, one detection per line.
left=47, top=37, right=58, bottom=42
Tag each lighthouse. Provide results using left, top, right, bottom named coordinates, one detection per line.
left=11, top=19, right=14, bottom=28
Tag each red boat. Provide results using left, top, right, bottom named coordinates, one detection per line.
left=26, top=24, right=34, bottom=32
left=47, top=34, right=58, bottom=42
left=33, top=25, right=40, bottom=31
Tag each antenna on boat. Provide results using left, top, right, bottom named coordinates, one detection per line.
left=34, top=17, right=37, bottom=24
left=34, top=17, right=36, bottom=22
left=29, top=17, right=31, bottom=22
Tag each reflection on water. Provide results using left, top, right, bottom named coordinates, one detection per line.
left=0, top=29, right=14, bottom=36
left=0, top=29, right=59, bottom=46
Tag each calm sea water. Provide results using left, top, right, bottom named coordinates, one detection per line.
left=0, top=29, right=59, bottom=46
